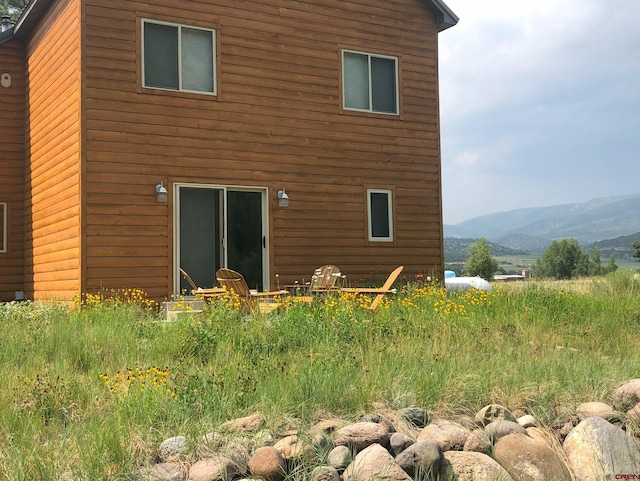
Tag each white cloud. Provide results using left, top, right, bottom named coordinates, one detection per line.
left=439, top=0, right=640, bottom=224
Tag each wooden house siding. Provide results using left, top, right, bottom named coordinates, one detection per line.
left=0, top=39, right=26, bottom=301
left=24, top=0, right=82, bottom=300
left=81, top=0, right=445, bottom=297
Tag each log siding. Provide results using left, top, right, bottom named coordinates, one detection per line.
left=0, top=0, right=450, bottom=301
left=24, top=0, right=82, bottom=300
left=82, top=0, right=444, bottom=297
left=0, top=39, right=25, bottom=301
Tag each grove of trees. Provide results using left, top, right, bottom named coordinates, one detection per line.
left=633, top=240, right=640, bottom=261
left=531, top=238, right=618, bottom=280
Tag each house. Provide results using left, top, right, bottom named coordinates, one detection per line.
left=0, top=0, right=458, bottom=303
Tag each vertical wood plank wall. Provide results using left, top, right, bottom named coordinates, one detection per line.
left=83, top=0, right=445, bottom=299
left=0, top=39, right=25, bottom=301
left=24, top=0, right=82, bottom=300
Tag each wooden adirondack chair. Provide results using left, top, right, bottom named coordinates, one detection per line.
left=308, top=265, right=342, bottom=293
left=296, top=264, right=343, bottom=303
left=340, top=266, right=404, bottom=310
left=215, top=268, right=288, bottom=313
left=179, top=268, right=225, bottom=298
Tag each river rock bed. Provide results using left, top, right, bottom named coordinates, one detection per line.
left=130, top=378, right=640, bottom=481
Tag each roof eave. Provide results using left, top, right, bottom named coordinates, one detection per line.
left=13, top=0, right=54, bottom=39
left=423, top=0, right=459, bottom=32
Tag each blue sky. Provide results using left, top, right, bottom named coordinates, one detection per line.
left=438, top=0, right=640, bottom=224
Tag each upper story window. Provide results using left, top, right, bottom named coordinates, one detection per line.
left=0, top=203, right=6, bottom=253
left=343, top=50, right=398, bottom=115
left=367, top=189, right=394, bottom=242
left=142, top=19, right=216, bottom=95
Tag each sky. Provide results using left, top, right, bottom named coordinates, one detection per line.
left=438, top=0, right=640, bottom=224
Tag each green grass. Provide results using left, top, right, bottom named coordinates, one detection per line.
left=1, top=273, right=640, bottom=480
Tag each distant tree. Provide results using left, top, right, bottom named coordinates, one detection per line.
left=0, top=0, right=28, bottom=21
left=464, top=237, right=498, bottom=280
left=531, top=238, right=590, bottom=280
left=606, top=255, right=618, bottom=273
left=633, top=241, right=640, bottom=261
left=589, top=247, right=603, bottom=276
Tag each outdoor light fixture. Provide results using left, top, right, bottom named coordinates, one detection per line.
left=277, top=188, right=289, bottom=207
left=156, top=182, right=168, bottom=203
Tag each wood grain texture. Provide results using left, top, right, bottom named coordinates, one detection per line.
left=1, top=0, right=446, bottom=301
left=0, top=40, right=26, bottom=301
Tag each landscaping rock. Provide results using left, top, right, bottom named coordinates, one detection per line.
left=327, top=445, right=351, bottom=470
left=247, top=446, right=285, bottom=481
left=310, top=419, right=344, bottom=436
left=273, top=435, right=305, bottom=461
left=463, top=429, right=492, bottom=454
left=158, top=436, right=188, bottom=462
left=343, top=443, right=412, bottom=481
left=576, top=402, right=620, bottom=421
left=440, top=451, right=514, bottom=481
left=136, top=401, right=640, bottom=481
left=417, top=418, right=471, bottom=451
left=493, top=432, right=572, bottom=481
left=310, top=465, right=341, bottom=481
left=394, top=440, right=442, bottom=479
left=333, top=422, right=390, bottom=452
left=475, top=404, right=516, bottom=427
left=390, top=432, right=414, bottom=456
left=220, top=413, right=266, bottom=433
left=484, top=420, right=527, bottom=443
left=517, top=414, right=537, bottom=428
left=612, top=379, right=640, bottom=412
left=136, top=462, right=186, bottom=481
left=188, top=455, right=240, bottom=481
left=563, top=416, right=640, bottom=481
left=398, top=407, right=428, bottom=428
left=525, top=427, right=556, bottom=451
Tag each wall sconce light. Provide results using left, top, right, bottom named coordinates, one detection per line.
left=156, top=182, right=168, bottom=203
left=277, top=189, right=289, bottom=207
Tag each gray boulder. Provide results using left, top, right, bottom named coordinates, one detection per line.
left=398, top=407, right=428, bottom=428
left=158, top=436, right=188, bottom=462
left=310, top=466, right=341, bottom=481
left=136, top=462, right=185, bottom=481
left=440, top=451, right=514, bottom=481
left=563, top=416, right=640, bottom=481
left=333, top=422, right=390, bottom=452
left=493, top=432, right=572, bottom=481
left=576, top=402, right=621, bottom=421
left=612, top=379, right=640, bottom=412
left=327, top=445, right=352, bottom=470
left=484, top=420, right=527, bottom=443
left=463, top=429, right=491, bottom=454
left=516, top=415, right=537, bottom=428
left=474, top=404, right=516, bottom=427
left=343, top=443, right=412, bottom=481
left=390, top=432, right=414, bottom=456
left=188, top=455, right=241, bottom=481
left=219, top=413, right=266, bottom=433
left=394, top=440, right=442, bottom=479
left=417, top=418, right=471, bottom=451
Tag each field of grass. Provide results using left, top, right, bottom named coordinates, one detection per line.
left=1, top=272, right=640, bottom=480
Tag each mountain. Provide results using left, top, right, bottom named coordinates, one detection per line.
left=444, top=194, right=640, bottom=252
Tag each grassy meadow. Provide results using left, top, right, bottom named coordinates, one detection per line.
left=1, top=271, right=640, bottom=479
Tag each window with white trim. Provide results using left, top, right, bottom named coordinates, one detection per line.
left=142, top=19, right=216, bottom=94
left=343, top=50, right=398, bottom=114
left=367, top=189, right=393, bottom=242
left=0, top=203, right=6, bottom=253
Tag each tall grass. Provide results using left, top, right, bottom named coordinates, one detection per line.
left=1, top=273, right=639, bottom=480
